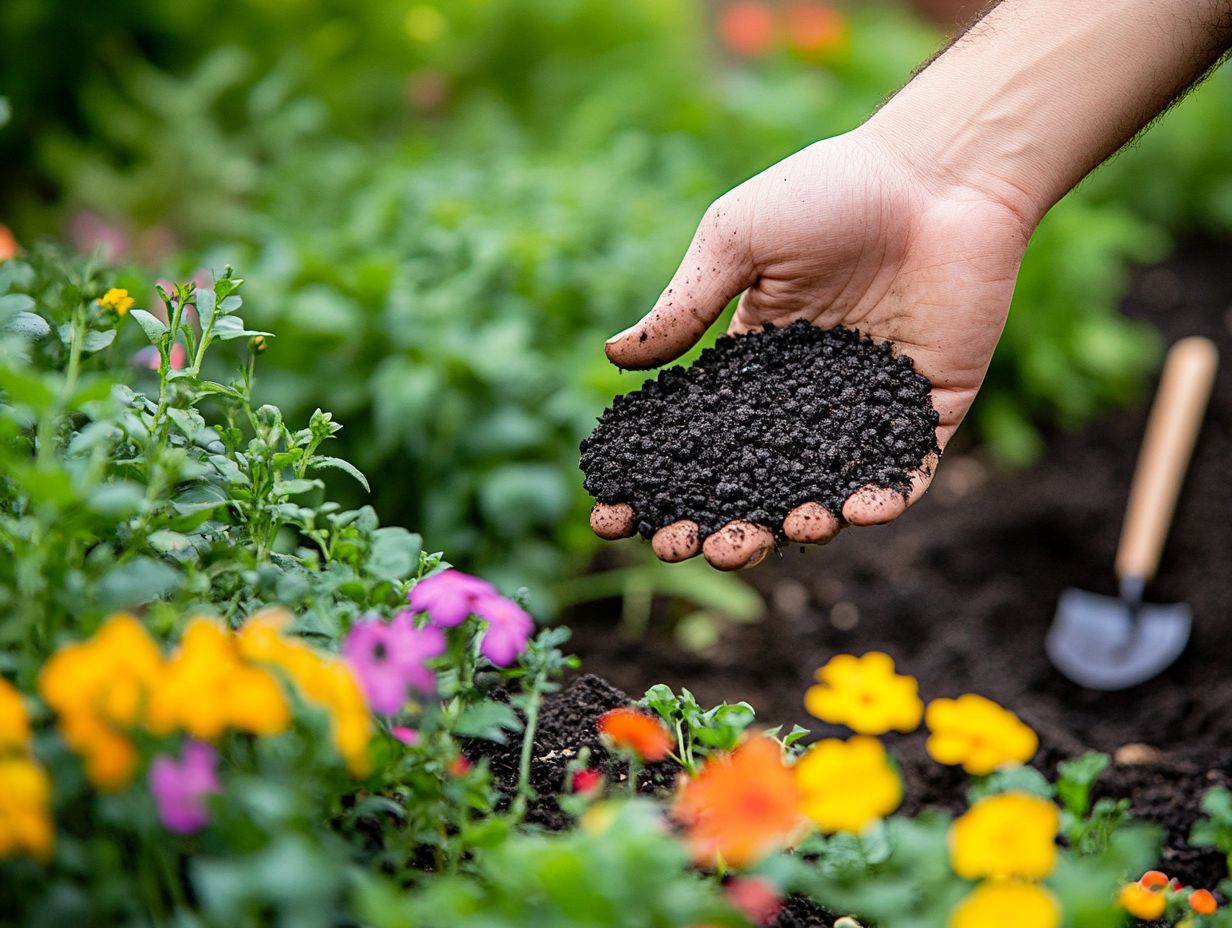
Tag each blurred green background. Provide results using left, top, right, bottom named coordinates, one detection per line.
left=2, top=0, right=1231, bottom=604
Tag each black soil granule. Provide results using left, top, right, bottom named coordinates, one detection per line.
left=580, top=321, right=940, bottom=541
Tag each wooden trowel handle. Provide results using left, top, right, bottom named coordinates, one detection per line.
left=1115, top=336, right=1219, bottom=583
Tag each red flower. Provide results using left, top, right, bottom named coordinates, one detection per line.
left=571, top=768, right=604, bottom=794
left=718, top=2, right=777, bottom=58
left=597, top=708, right=673, bottom=763
left=448, top=755, right=472, bottom=776
left=726, top=877, right=782, bottom=926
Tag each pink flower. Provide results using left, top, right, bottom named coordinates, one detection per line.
left=407, top=569, right=498, bottom=627
left=390, top=726, right=419, bottom=745
left=149, top=741, right=221, bottom=834
left=475, top=595, right=534, bottom=667
left=343, top=612, right=446, bottom=715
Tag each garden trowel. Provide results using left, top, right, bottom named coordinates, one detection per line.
left=1047, top=336, right=1219, bottom=690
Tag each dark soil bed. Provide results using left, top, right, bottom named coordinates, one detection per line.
left=558, top=237, right=1232, bottom=917
left=581, top=321, right=938, bottom=541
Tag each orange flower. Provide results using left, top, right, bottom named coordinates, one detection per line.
left=674, top=736, right=803, bottom=869
left=1138, top=870, right=1169, bottom=889
left=597, top=707, right=673, bottom=763
left=0, top=225, right=19, bottom=261
left=784, top=3, right=848, bottom=57
left=1190, top=889, right=1218, bottom=915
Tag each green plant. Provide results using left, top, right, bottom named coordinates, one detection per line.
left=9, top=0, right=1190, bottom=594
left=1191, top=787, right=1232, bottom=877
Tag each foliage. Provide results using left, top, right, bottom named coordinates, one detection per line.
left=4, top=0, right=1218, bottom=588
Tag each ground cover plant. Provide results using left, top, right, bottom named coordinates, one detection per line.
left=580, top=322, right=938, bottom=546
left=2, top=255, right=1231, bottom=926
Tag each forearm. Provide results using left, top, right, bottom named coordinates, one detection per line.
left=863, top=0, right=1232, bottom=228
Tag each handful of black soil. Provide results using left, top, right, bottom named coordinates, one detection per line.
left=580, top=321, right=940, bottom=542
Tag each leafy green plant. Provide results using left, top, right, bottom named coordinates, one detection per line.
left=7, top=0, right=1203, bottom=595
left=1191, top=787, right=1232, bottom=876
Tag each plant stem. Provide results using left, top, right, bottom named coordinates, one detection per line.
left=627, top=756, right=643, bottom=797
left=512, top=671, right=546, bottom=819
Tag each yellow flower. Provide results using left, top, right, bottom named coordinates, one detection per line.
left=1117, top=882, right=1167, bottom=920
left=0, top=678, right=31, bottom=750
left=950, top=881, right=1060, bottom=928
left=796, top=736, right=901, bottom=834
left=805, top=652, right=923, bottom=735
left=39, top=613, right=163, bottom=790
left=148, top=618, right=290, bottom=740
left=238, top=610, right=372, bottom=775
left=97, top=287, right=135, bottom=317
left=949, top=792, right=1059, bottom=880
left=0, top=756, right=54, bottom=860
left=925, top=694, right=1038, bottom=774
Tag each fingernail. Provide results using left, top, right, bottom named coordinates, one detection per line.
left=604, top=325, right=637, bottom=346
left=744, top=546, right=771, bottom=569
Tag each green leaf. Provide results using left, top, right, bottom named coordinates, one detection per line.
left=1057, top=752, right=1110, bottom=817
left=213, top=316, right=273, bottom=340
left=0, top=293, right=35, bottom=322
left=453, top=701, right=522, bottom=743
left=0, top=366, right=56, bottom=411
left=195, top=381, right=244, bottom=400
left=273, top=478, right=323, bottom=496
left=129, top=309, right=168, bottom=345
left=196, top=287, right=217, bottom=332
left=4, top=311, right=50, bottom=340
left=87, top=482, right=145, bottom=519
left=95, top=558, right=181, bottom=609
left=309, top=455, right=370, bottom=492
left=367, top=527, right=422, bottom=580
left=81, top=329, right=116, bottom=352
left=967, top=765, right=1055, bottom=805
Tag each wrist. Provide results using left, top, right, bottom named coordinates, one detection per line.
left=859, top=0, right=1232, bottom=237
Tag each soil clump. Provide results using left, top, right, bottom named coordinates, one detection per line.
left=580, top=321, right=939, bottom=541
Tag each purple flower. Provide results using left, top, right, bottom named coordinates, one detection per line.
left=149, top=741, right=221, bottom=834
left=407, top=569, right=498, bottom=628
left=343, top=612, right=446, bottom=715
left=475, top=596, right=534, bottom=667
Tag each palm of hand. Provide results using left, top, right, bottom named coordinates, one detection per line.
left=593, top=133, right=1030, bottom=569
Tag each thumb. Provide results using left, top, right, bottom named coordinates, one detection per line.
left=605, top=200, right=756, bottom=370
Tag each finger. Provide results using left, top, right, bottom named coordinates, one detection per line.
left=701, top=521, right=775, bottom=571
left=590, top=503, right=636, bottom=540
left=782, top=502, right=841, bottom=544
left=906, top=451, right=940, bottom=506
left=651, top=520, right=701, bottom=562
left=841, top=451, right=942, bottom=526
left=604, top=199, right=755, bottom=370
left=841, top=486, right=908, bottom=526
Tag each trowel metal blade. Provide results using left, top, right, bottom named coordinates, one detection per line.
left=1046, top=587, right=1192, bottom=691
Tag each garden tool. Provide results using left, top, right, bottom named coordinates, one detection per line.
left=1046, top=336, right=1219, bottom=690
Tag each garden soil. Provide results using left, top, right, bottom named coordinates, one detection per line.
left=549, top=239, right=1232, bottom=921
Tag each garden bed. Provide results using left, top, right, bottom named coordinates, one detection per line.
left=567, top=237, right=1232, bottom=896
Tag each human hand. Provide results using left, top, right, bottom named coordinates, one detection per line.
left=591, top=128, right=1033, bottom=569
